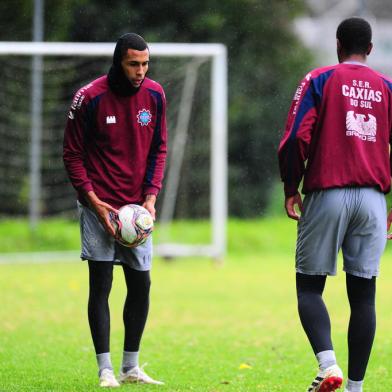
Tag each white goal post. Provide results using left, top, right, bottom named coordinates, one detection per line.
left=0, top=41, right=228, bottom=260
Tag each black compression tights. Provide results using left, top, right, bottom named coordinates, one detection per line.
left=346, top=274, right=376, bottom=381
left=296, top=273, right=376, bottom=381
left=296, top=273, right=332, bottom=354
left=87, top=261, right=151, bottom=354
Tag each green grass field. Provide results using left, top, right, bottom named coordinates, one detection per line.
left=1, top=218, right=392, bottom=391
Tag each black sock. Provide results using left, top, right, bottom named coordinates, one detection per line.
left=122, top=265, right=150, bottom=352
left=87, top=260, right=114, bottom=354
left=346, top=273, right=376, bottom=381
left=296, top=273, right=333, bottom=354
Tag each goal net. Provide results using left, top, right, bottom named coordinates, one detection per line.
left=0, top=42, right=227, bottom=259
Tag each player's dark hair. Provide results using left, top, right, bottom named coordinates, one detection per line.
left=113, top=33, right=149, bottom=66
left=336, top=17, right=372, bottom=55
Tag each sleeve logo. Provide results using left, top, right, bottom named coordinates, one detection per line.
left=137, top=109, right=152, bottom=126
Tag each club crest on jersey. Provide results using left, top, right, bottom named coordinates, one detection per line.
left=137, top=109, right=152, bottom=126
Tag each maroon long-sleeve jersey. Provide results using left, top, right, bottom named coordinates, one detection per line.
left=278, top=62, right=392, bottom=197
left=63, top=75, right=167, bottom=209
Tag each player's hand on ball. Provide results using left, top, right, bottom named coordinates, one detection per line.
left=142, top=194, right=156, bottom=221
left=94, top=201, right=119, bottom=236
left=285, top=193, right=303, bottom=221
left=86, top=191, right=119, bottom=236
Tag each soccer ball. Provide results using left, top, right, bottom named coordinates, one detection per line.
left=111, top=204, right=154, bottom=248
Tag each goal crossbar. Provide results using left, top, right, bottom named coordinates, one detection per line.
left=0, top=42, right=226, bottom=57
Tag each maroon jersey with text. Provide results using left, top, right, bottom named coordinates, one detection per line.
left=63, top=75, right=167, bottom=209
left=278, top=62, right=392, bottom=197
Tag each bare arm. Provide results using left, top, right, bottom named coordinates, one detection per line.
left=142, top=194, right=156, bottom=221
left=285, top=192, right=303, bottom=221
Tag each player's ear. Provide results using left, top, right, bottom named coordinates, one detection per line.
left=367, top=42, right=373, bottom=56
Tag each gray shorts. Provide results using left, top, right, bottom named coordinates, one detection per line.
left=77, top=202, right=152, bottom=271
left=296, top=187, right=387, bottom=279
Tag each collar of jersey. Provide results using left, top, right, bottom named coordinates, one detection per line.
left=342, top=61, right=369, bottom=67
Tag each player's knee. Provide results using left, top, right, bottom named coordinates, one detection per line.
left=296, top=273, right=326, bottom=296
left=346, top=273, right=376, bottom=305
left=128, top=270, right=151, bottom=298
left=140, top=272, right=151, bottom=294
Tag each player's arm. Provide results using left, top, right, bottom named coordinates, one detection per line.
left=387, top=208, right=392, bottom=239
left=142, top=194, right=157, bottom=220
left=278, top=73, right=318, bottom=220
left=143, top=89, right=168, bottom=219
left=63, top=93, right=94, bottom=195
left=285, top=193, right=303, bottom=221
left=63, top=93, right=118, bottom=235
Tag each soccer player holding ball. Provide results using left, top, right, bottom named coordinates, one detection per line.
left=63, top=33, right=167, bottom=387
left=279, top=18, right=392, bottom=392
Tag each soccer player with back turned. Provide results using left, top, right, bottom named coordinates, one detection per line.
left=63, top=33, right=167, bottom=387
left=278, top=18, right=392, bottom=392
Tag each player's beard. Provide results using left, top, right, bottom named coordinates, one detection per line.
left=107, top=65, right=143, bottom=96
